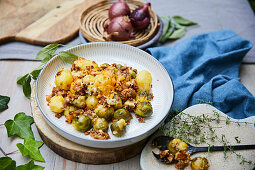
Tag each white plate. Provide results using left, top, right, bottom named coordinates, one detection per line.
left=140, top=104, right=255, bottom=170
left=35, top=42, right=174, bottom=148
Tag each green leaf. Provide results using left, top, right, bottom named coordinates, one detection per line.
left=15, top=160, right=44, bottom=170
left=23, top=75, right=31, bottom=99
left=160, top=20, right=175, bottom=43
left=159, top=16, right=171, bottom=42
left=58, top=51, right=78, bottom=64
left=17, top=74, right=30, bottom=85
left=0, top=157, right=16, bottom=170
left=168, top=27, right=186, bottom=39
left=16, top=74, right=32, bottom=99
left=41, top=55, right=55, bottom=64
left=36, top=44, right=59, bottom=59
left=0, top=95, right=10, bottom=112
left=30, top=64, right=44, bottom=80
left=4, top=112, right=34, bottom=139
left=17, top=136, right=45, bottom=162
left=173, top=16, right=197, bottom=26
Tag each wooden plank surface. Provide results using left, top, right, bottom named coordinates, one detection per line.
left=0, top=0, right=102, bottom=45
left=0, top=59, right=254, bottom=169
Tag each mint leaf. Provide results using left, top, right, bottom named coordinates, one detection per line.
left=36, top=44, right=59, bottom=59
left=0, top=157, right=16, bottom=170
left=58, top=51, right=78, bottom=64
left=168, top=27, right=186, bottom=39
left=173, top=16, right=197, bottom=26
left=17, top=136, right=45, bottom=162
left=4, top=112, right=34, bottom=139
left=15, top=160, right=44, bottom=170
left=30, top=64, right=44, bottom=80
left=0, top=95, right=10, bottom=111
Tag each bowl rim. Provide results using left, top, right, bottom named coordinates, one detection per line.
left=35, top=42, right=174, bottom=144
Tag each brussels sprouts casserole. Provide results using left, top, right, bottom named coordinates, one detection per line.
left=46, top=57, right=153, bottom=140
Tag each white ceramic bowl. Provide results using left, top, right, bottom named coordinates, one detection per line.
left=35, top=42, right=174, bottom=148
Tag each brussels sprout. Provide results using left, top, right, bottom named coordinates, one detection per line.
left=129, top=70, right=136, bottom=79
left=114, top=109, right=131, bottom=122
left=94, top=104, right=114, bottom=120
left=72, top=115, right=91, bottom=132
left=86, top=95, right=98, bottom=109
left=111, top=119, right=126, bottom=137
left=107, top=93, right=122, bottom=109
left=64, top=105, right=77, bottom=117
left=101, top=63, right=110, bottom=67
left=124, top=99, right=136, bottom=109
left=136, top=91, right=152, bottom=102
left=93, top=118, right=109, bottom=132
left=167, top=138, right=188, bottom=155
left=191, top=157, right=210, bottom=170
left=135, top=102, right=152, bottom=117
left=116, top=64, right=123, bottom=70
left=72, top=96, right=86, bottom=108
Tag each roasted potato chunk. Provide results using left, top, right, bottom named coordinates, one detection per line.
left=55, top=68, right=73, bottom=90
left=135, top=70, right=152, bottom=91
left=49, top=95, right=64, bottom=113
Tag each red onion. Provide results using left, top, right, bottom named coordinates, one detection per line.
left=108, top=0, right=130, bottom=20
left=105, top=16, right=133, bottom=41
left=130, top=2, right=151, bottom=30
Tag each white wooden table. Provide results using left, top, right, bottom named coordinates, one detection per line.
left=0, top=56, right=255, bottom=170
left=0, top=0, right=255, bottom=167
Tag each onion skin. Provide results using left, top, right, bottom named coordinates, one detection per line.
left=108, top=0, right=131, bottom=20
left=130, top=2, right=151, bottom=30
left=105, top=16, right=133, bottom=41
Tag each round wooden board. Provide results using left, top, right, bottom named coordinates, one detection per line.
left=30, top=84, right=146, bottom=164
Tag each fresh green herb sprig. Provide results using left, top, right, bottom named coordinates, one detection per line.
left=159, top=16, right=198, bottom=43
left=17, top=44, right=78, bottom=99
left=160, top=111, right=254, bottom=165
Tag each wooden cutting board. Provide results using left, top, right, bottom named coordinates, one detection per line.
left=30, top=83, right=146, bottom=164
left=0, top=0, right=102, bottom=45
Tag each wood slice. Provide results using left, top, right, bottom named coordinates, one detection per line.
left=30, top=83, right=146, bottom=164
left=0, top=0, right=102, bottom=45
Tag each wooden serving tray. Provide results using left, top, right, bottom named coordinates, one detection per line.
left=0, top=0, right=102, bottom=45
left=30, top=84, right=146, bottom=164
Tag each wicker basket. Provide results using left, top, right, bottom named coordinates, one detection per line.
left=79, top=0, right=160, bottom=47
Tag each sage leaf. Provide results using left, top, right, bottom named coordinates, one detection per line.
left=4, top=112, right=34, bottom=139
left=30, top=64, right=44, bottom=80
left=159, top=16, right=171, bottom=42
left=173, top=16, right=197, bottom=26
left=0, top=95, right=10, bottom=112
left=160, top=21, right=175, bottom=43
left=168, top=27, right=186, bottom=39
left=0, top=157, right=16, bottom=170
left=36, top=44, right=59, bottom=59
left=17, top=136, right=45, bottom=162
left=15, top=160, right=44, bottom=170
left=58, top=51, right=78, bottom=64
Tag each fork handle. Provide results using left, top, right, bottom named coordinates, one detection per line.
left=192, top=144, right=255, bottom=153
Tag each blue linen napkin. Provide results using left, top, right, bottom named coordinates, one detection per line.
left=147, top=30, right=254, bottom=119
